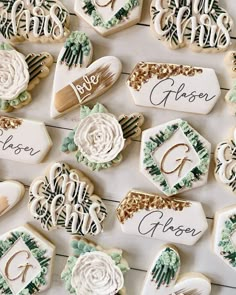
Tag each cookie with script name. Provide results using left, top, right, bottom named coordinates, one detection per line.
left=0, top=43, right=53, bottom=112
left=213, top=205, right=236, bottom=271
left=225, top=51, right=236, bottom=114
left=117, top=190, right=208, bottom=246
left=61, top=103, right=144, bottom=171
left=0, top=181, right=25, bottom=217
left=51, top=31, right=122, bottom=118
left=0, top=0, right=70, bottom=43
left=215, top=127, right=236, bottom=194
left=0, top=224, right=55, bottom=294
left=150, top=0, right=233, bottom=52
left=29, top=162, right=108, bottom=235
left=61, top=238, right=129, bottom=295
left=140, top=118, right=211, bottom=196
left=127, top=62, right=221, bottom=114
left=0, top=115, right=52, bottom=164
left=74, top=0, right=143, bottom=36
left=142, top=245, right=211, bottom=295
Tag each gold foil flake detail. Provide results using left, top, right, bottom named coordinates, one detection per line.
left=0, top=116, right=22, bottom=130
left=127, top=62, right=203, bottom=91
left=116, top=190, right=191, bottom=224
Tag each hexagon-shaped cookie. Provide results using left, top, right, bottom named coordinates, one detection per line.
left=140, top=119, right=211, bottom=196
left=213, top=205, right=236, bottom=271
left=74, top=0, right=144, bottom=36
left=0, top=224, right=55, bottom=294
left=117, top=190, right=208, bottom=246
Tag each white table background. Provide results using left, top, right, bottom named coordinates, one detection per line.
left=1, top=0, right=236, bottom=294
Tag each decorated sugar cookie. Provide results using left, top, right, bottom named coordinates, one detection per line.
left=61, top=238, right=129, bottom=295
left=0, top=0, right=70, bottom=43
left=117, top=190, right=208, bottom=246
left=0, top=224, right=55, bottom=294
left=225, top=51, right=236, bottom=114
left=29, top=162, right=107, bottom=235
left=0, top=43, right=53, bottom=112
left=127, top=62, right=221, bottom=114
left=215, top=128, right=236, bottom=194
left=61, top=103, right=144, bottom=171
left=150, top=0, right=233, bottom=52
left=74, top=0, right=143, bottom=37
left=213, top=205, right=236, bottom=271
left=0, top=181, right=25, bottom=217
left=0, top=115, right=52, bottom=164
left=140, top=119, right=211, bottom=196
left=51, top=31, right=122, bottom=118
left=142, top=245, right=211, bottom=295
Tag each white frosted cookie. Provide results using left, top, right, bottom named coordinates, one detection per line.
left=140, top=119, right=211, bottom=196
left=0, top=43, right=53, bottom=112
left=215, top=128, right=236, bottom=194
left=150, top=0, right=233, bottom=52
left=0, top=180, right=25, bottom=217
left=213, top=205, right=236, bottom=271
left=142, top=245, right=211, bottom=295
left=61, top=103, right=144, bottom=171
left=61, top=238, right=129, bottom=295
left=51, top=31, right=122, bottom=119
left=0, top=0, right=70, bottom=43
left=74, top=0, right=143, bottom=36
left=0, top=224, right=55, bottom=294
left=127, top=62, right=221, bottom=114
left=225, top=51, right=236, bottom=114
left=29, top=162, right=108, bottom=235
left=0, top=115, right=52, bottom=164
left=117, top=190, right=208, bottom=246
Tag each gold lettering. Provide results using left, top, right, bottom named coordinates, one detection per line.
left=5, top=250, right=34, bottom=283
left=160, top=143, right=192, bottom=177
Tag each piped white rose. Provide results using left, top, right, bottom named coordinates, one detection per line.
left=0, top=43, right=53, bottom=112
left=61, top=103, right=144, bottom=171
left=61, top=239, right=129, bottom=295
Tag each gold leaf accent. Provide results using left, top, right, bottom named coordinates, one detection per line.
left=116, top=190, right=191, bottom=224
left=127, top=62, right=203, bottom=91
left=0, top=116, right=22, bottom=130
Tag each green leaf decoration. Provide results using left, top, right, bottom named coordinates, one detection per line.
left=219, top=214, right=236, bottom=267
left=61, top=31, right=91, bottom=68
left=0, top=42, right=13, bottom=50
left=119, top=113, right=144, bottom=140
left=151, top=247, right=180, bottom=289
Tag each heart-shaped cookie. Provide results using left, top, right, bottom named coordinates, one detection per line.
left=74, top=0, right=143, bottom=36
left=0, top=181, right=25, bottom=217
left=142, top=245, right=211, bottom=295
left=51, top=31, right=122, bottom=119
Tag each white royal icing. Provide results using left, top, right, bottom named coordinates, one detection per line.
left=74, top=113, right=125, bottom=163
left=0, top=49, right=29, bottom=100
left=215, top=128, right=236, bottom=192
left=71, top=252, right=124, bottom=295
left=152, top=0, right=233, bottom=51
left=127, top=62, right=221, bottom=115
left=0, top=116, right=52, bottom=164
left=0, top=181, right=25, bottom=217
left=29, top=162, right=107, bottom=235
left=0, top=0, right=69, bottom=41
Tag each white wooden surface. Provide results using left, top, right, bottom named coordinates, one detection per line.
left=1, top=1, right=236, bottom=294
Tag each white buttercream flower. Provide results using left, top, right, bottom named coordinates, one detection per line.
left=74, top=113, right=125, bottom=163
left=0, top=49, right=29, bottom=100
left=71, top=252, right=124, bottom=295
